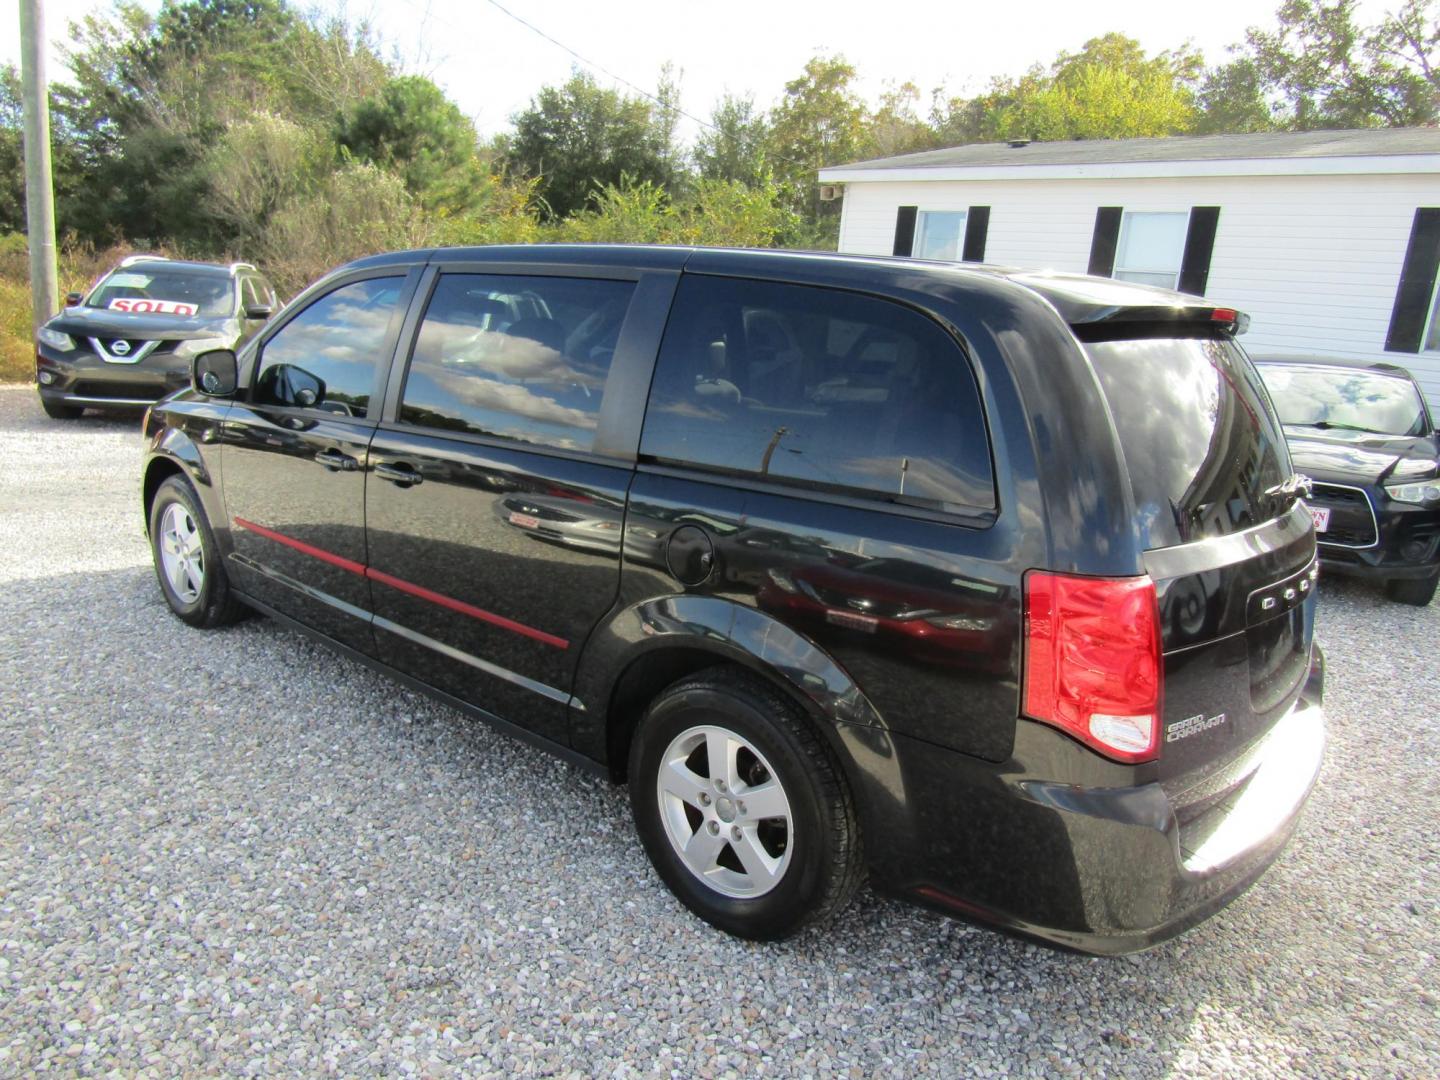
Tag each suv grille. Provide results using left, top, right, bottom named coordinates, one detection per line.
left=1309, top=483, right=1377, bottom=548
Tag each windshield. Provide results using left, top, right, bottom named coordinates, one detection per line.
left=1257, top=364, right=1427, bottom=437
left=1084, top=333, right=1292, bottom=548
left=87, top=268, right=235, bottom=318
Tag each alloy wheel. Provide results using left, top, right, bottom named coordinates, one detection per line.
left=655, top=724, right=794, bottom=898
left=159, top=501, right=205, bottom=605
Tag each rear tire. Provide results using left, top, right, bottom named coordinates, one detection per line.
left=628, top=668, right=863, bottom=940
left=39, top=396, right=83, bottom=420
left=1384, top=571, right=1439, bottom=607
left=149, top=475, right=246, bottom=628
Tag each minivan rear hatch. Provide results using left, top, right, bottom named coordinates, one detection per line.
left=1079, top=326, right=1317, bottom=784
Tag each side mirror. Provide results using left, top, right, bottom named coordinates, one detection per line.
left=64, top=292, right=82, bottom=307
left=244, top=303, right=274, bottom=320
left=193, top=349, right=238, bottom=397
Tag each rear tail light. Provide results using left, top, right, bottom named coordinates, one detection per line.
left=1023, top=572, right=1163, bottom=763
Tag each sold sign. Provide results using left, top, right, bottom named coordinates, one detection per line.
left=108, top=298, right=199, bottom=316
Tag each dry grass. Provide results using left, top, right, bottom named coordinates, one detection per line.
left=0, top=236, right=143, bottom=383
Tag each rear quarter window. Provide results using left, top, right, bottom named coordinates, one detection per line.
left=639, top=276, right=994, bottom=513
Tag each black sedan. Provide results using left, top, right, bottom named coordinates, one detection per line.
left=1256, top=355, right=1440, bottom=605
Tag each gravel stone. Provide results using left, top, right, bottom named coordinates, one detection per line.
left=0, top=385, right=1437, bottom=1077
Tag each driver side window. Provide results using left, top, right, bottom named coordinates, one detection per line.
left=254, top=277, right=404, bottom=418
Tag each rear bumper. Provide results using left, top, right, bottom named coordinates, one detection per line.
left=863, top=649, right=1325, bottom=955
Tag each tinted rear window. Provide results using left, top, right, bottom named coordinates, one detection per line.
left=1083, top=334, right=1291, bottom=548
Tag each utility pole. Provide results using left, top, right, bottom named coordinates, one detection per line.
left=19, top=0, right=59, bottom=332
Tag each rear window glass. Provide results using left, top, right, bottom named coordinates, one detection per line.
left=1258, top=364, right=1428, bottom=437
left=1084, top=334, right=1292, bottom=547
left=640, top=276, right=994, bottom=512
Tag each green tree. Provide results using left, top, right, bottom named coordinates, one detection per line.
left=504, top=70, right=675, bottom=220
left=865, top=82, right=937, bottom=158
left=766, top=55, right=869, bottom=245
left=336, top=75, right=482, bottom=212
left=1366, top=0, right=1439, bottom=123
left=694, top=94, right=771, bottom=185
left=0, top=67, right=27, bottom=234
left=1243, top=0, right=1385, bottom=127
left=54, top=0, right=393, bottom=247
left=986, top=34, right=1201, bottom=141
left=1194, top=58, right=1278, bottom=133
left=1225, top=0, right=1437, bottom=128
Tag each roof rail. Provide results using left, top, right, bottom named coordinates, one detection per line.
left=120, top=254, right=169, bottom=267
left=229, top=262, right=256, bottom=273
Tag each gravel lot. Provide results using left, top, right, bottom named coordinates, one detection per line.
left=0, top=384, right=1436, bottom=1077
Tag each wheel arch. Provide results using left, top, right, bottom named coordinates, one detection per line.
left=574, top=596, right=905, bottom=833
left=141, top=427, right=225, bottom=541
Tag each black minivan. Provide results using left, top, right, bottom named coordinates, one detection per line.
left=141, top=246, right=1324, bottom=955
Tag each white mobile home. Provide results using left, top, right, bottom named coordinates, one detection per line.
left=819, top=129, right=1440, bottom=404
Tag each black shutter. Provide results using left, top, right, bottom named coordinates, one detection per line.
left=962, top=206, right=990, bottom=262
left=1178, top=207, right=1221, bottom=296
left=892, top=206, right=918, bottom=257
left=1088, top=207, right=1123, bottom=277
left=1385, top=208, right=1440, bottom=354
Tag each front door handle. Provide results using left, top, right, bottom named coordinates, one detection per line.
left=374, top=461, right=423, bottom=487
left=315, top=448, right=359, bottom=472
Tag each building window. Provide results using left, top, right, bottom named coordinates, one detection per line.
left=1425, top=279, right=1440, bottom=352
left=1113, top=211, right=1189, bottom=289
left=915, top=211, right=968, bottom=261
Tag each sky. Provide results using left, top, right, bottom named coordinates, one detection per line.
left=2, top=0, right=1400, bottom=142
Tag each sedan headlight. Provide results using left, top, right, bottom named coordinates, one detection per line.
left=37, top=327, right=75, bottom=351
left=173, top=336, right=234, bottom=358
left=1384, top=479, right=1440, bottom=505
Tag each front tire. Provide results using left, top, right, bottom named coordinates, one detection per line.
left=149, top=475, right=246, bottom=628
left=39, top=396, right=83, bottom=420
left=1384, top=570, right=1439, bottom=607
left=629, top=669, right=863, bottom=940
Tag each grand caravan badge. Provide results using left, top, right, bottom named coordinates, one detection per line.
left=1166, top=712, right=1228, bottom=742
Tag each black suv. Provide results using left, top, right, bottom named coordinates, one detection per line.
left=35, top=256, right=277, bottom=419
left=141, top=246, right=1324, bottom=954
left=1256, top=355, right=1440, bottom=605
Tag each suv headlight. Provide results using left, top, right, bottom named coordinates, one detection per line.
left=37, top=327, right=75, bottom=351
left=1384, top=479, right=1440, bottom=505
left=173, top=336, right=234, bottom=358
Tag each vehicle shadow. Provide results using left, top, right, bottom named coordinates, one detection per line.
left=0, top=562, right=1381, bottom=1076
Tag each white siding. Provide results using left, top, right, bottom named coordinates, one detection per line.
left=836, top=173, right=1440, bottom=408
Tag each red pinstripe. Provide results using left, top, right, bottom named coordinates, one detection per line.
left=232, top=516, right=570, bottom=650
